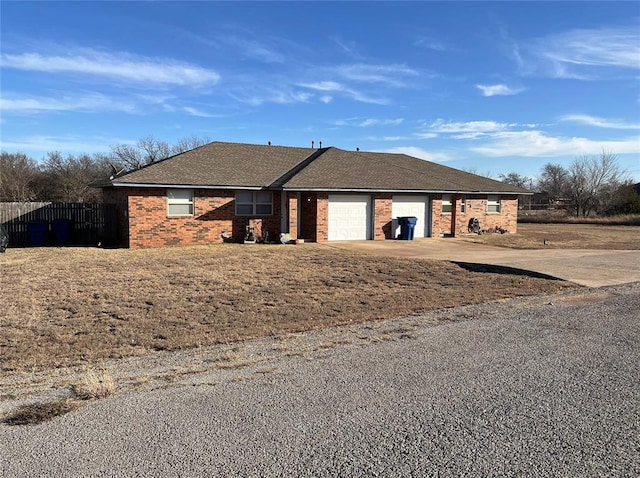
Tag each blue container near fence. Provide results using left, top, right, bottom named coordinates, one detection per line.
left=52, top=219, right=71, bottom=245
left=28, top=220, right=48, bottom=246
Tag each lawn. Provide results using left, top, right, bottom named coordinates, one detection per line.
left=460, top=223, right=640, bottom=250
left=0, top=244, right=577, bottom=373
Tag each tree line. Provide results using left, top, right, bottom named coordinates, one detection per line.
left=0, top=135, right=210, bottom=203
left=499, top=152, right=639, bottom=216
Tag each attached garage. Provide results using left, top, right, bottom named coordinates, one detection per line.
left=327, top=194, right=371, bottom=240
left=391, top=195, right=431, bottom=238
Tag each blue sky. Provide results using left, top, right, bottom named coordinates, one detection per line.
left=1, top=1, right=639, bottom=182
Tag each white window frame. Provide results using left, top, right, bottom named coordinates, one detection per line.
left=236, top=191, right=273, bottom=216
left=441, top=194, right=452, bottom=214
left=487, top=195, right=501, bottom=214
left=167, top=189, right=194, bottom=216
left=460, top=196, right=467, bottom=214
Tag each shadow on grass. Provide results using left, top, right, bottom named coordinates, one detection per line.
left=2, top=399, right=83, bottom=426
left=452, top=261, right=564, bottom=281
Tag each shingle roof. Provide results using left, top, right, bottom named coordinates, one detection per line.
left=112, top=142, right=316, bottom=188
left=281, top=148, right=528, bottom=193
left=108, top=141, right=529, bottom=194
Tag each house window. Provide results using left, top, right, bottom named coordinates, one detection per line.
left=487, top=195, right=501, bottom=213
left=460, top=196, right=467, bottom=214
left=167, top=189, right=194, bottom=216
left=441, top=194, right=452, bottom=214
left=236, top=191, right=273, bottom=215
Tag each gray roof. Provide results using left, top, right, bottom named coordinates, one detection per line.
left=107, top=141, right=529, bottom=194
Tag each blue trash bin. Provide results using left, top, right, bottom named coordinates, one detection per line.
left=28, top=220, right=48, bottom=246
left=398, top=216, right=418, bottom=240
left=52, top=219, right=71, bottom=245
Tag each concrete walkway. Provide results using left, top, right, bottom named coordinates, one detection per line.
left=322, top=238, right=640, bottom=287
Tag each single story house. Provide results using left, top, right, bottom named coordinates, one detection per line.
left=98, top=141, right=529, bottom=248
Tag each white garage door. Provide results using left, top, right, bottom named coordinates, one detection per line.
left=328, top=195, right=371, bottom=241
left=392, top=195, right=430, bottom=238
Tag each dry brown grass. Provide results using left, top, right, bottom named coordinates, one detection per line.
left=72, top=369, right=116, bottom=400
left=0, top=244, right=578, bottom=374
left=2, top=398, right=82, bottom=426
left=460, top=223, right=640, bottom=250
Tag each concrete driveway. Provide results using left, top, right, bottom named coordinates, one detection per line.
left=323, top=238, right=640, bottom=287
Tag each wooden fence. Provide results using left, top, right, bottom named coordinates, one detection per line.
left=0, top=202, right=118, bottom=247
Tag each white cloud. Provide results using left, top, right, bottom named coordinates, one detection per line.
left=332, top=63, right=419, bottom=86
left=0, top=49, right=220, bottom=86
left=476, top=84, right=525, bottom=96
left=470, top=130, right=640, bottom=157
left=320, top=95, right=333, bottom=104
left=0, top=134, right=127, bottom=154
left=427, top=119, right=515, bottom=134
left=560, top=114, right=640, bottom=130
left=222, top=36, right=284, bottom=63
left=299, top=81, right=389, bottom=105
left=383, top=146, right=451, bottom=163
left=359, top=118, right=404, bottom=127
left=414, top=37, right=448, bottom=52
left=525, top=25, right=640, bottom=79
left=0, top=93, right=136, bottom=113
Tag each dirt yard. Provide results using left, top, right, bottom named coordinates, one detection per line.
left=0, top=244, right=578, bottom=374
left=460, top=223, right=640, bottom=250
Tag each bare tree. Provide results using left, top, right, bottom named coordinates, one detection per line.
left=498, top=172, right=532, bottom=189
left=566, top=151, right=626, bottom=217
left=40, top=152, right=110, bottom=202
left=537, top=163, right=569, bottom=204
left=111, top=134, right=211, bottom=170
left=0, top=152, right=41, bottom=201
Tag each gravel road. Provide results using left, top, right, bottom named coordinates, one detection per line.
left=2, top=283, right=639, bottom=477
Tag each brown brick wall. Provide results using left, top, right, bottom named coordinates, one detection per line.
left=299, top=192, right=317, bottom=241
left=374, top=194, right=393, bottom=240
left=125, top=188, right=282, bottom=249
left=287, top=193, right=298, bottom=239
left=316, top=193, right=329, bottom=242
left=432, top=194, right=519, bottom=237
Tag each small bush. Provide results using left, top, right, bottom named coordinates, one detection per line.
left=73, top=369, right=116, bottom=400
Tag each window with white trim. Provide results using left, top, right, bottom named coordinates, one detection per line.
left=460, top=196, right=467, bottom=214
left=167, top=189, right=194, bottom=216
left=236, top=191, right=273, bottom=215
left=441, top=194, right=452, bottom=214
left=487, top=195, right=501, bottom=213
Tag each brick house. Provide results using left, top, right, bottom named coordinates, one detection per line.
left=98, top=141, right=529, bottom=248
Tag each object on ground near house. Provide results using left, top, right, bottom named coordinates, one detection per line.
left=28, top=220, right=48, bottom=246
left=279, top=233, right=296, bottom=244
left=0, top=223, right=8, bottom=252
left=244, top=226, right=256, bottom=244
left=398, top=216, right=418, bottom=240
left=52, top=219, right=72, bottom=245
left=468, top=217, right=481, bottom=234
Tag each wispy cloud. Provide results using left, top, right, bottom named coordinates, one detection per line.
left=0, top=92, right=136, bottom=113
left=414, top=36, right=448, bottom=52
left=470, top=130, right=640, bottom=157
left=560, top=114, right=640, bottom=130
left=427, top=119, right=515, bottom=134
left=333, top=117, right=404, bottom=128
left=0, top=134, right=128, bottom=154
left=299, top=81, right=389, bottom=105
left=0, top=48, right=220, bottom=86
left=332, top=63, right=419, bottom=86
left=476, top=84, right=525, bottom=96
left=524, top=25, right=640, bottom=79
left=221, top=36, right=284, bottom=63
